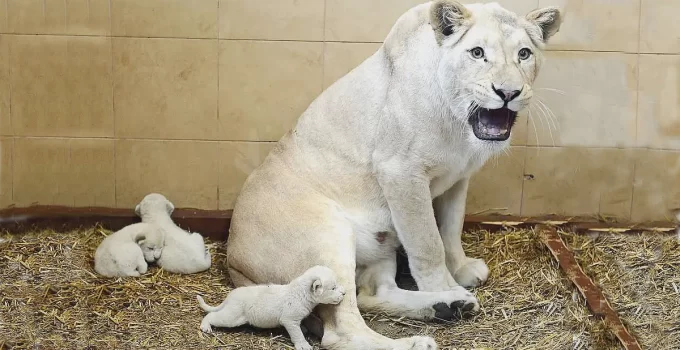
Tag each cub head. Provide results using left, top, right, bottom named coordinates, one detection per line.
left=429, top=1, right=562, bottom=143
left=135, top=193, right=175, bottom=219
left=306, top=266, right=346, bottom=305
left=136, top=230, right=164, bottom=263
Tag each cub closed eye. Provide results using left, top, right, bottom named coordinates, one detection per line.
left=469, top=47, right=485, bottom=60
left=518, top=48, right=532, bottom=60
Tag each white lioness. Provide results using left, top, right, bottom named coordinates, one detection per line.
left=226, top=1, right=562, bottom=349
left=197, top=266, right=348, bottom=350
left=135, top=193, right=212, bottom=274
left=94, top=223, right=164, bottom=277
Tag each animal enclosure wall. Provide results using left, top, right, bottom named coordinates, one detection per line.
left=0, top=0, right=678, bottom=221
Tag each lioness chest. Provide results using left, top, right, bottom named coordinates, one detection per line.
left=346, top=152, right=489, bottom=266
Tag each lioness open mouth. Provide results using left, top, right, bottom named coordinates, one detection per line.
left=468, top=107, right=518, bottom=141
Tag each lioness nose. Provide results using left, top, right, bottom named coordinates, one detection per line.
left=492, top=85, right=522, bottom=102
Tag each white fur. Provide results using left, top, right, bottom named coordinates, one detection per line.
left=226, top=2, right=562, bottom=349
left=197, top=266, right=346, bottom=350
left=135, top=193, right=211, bottom=274
left=94, top=223, right=164, bottom=277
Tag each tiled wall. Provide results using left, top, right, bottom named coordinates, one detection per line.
left=0, top=0, right=678, bottom=221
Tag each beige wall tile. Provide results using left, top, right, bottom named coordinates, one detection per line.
left=530, top=51, right=638, bottom=148
left=115, top=140, right=218, bottom=209
left=13, top=138, right=115, bottom=207
left=0, top=36, right=9, bottom=135
left=220, top=0, right=323, bottom=41
left=10, top=35, right=113, bottom=137
left=70, top=139, right=116, bottom=207
left=8, top=0, right=110, bottom=35
left=511, top=115, right=529, bottom=146
left=218, top=141, right=275, bottom=209
left=0, top=137, right=12, bottom=207
left=112, top=0, right=218, bottom=38
left=632, top=149, right=680, bottom=221
left=219, top=40, right=323, bottom=141
left=0, top=0, right=7, bottom=33
left=325, top=0, right=420, bottom=42
left=522, top=147, right=635, bottom=218
left=113, top=38, right=218, bottom=140
left=326, top=0, right=539, bottom=42
left=467, top=146, right=526, bottom=215
left=640, top=0, right=680, bottom=54
left=637, top=54, right=680, bottom=150
left=538, top=0, right=639, bottom=52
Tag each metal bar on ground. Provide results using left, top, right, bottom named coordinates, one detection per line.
left=537, top=224, right=642, bottom=350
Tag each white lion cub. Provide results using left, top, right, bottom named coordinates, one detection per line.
left=197, top=265, right=345, bottom=350
left=135, top=193, right=211, bottom=274
left=94, top=223, right=164, bottom=277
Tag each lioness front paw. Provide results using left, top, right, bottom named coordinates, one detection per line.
left=294, top=342, right=313, bottom=350
left=453, top=258, right=489, bottom=288
left=430, top=286, right=479, bottom=322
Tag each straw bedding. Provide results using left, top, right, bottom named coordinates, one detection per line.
left=0, top=226, right=618, bottom=349
left=562, top=230, right=680, bottom=350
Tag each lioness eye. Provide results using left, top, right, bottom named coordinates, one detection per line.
left=469, top=47, right=485, bottom=60
left=518, top=48, right=532, bottom=61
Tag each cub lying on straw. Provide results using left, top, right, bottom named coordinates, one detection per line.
left=94, top=223, right=164, bottom=277
left=197, top=265, right=345, bottom=350
left=135, top=193, right=211, bottom=274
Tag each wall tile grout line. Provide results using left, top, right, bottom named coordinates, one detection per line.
left=1, top=29, right=679, bottom=56
left=321, top=0, right=328, bottom=92
left=109, top=0, right=117, bottom=208
left=629, top=0, right=644, bottom=221
left=7, top=135, right=680, bottom=153
left=216, top=0, right=221, bottom=210
left=6, top=29, right=13, bottom=203
left=518, top=0, right=533, bottom=222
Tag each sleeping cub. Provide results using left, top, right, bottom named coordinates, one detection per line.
left=94, top=223, right=163, bottom=277
left=135, top=193, right=211, bottom=274
left=197, top=265, right=345, bottom=350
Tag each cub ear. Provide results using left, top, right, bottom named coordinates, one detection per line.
left=134, top=204, right=142, bottom=217
left=134, top=234, right=146, bottom=245
left=311, top=278, right=323, bottom=296
left=525, top=7, right=563, bottom=42
left=430, top=0, right=471, bottom=43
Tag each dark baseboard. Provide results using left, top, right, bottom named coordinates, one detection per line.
left=0, top=206, right=675, bottom=241
left=0, top=206, right=232, bottom=241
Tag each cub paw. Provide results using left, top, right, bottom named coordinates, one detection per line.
left=453, top=258, right=489, bottom=288
left=408, top=336, right=438, bottom=350
left=200, top=323, right=213, bottom=334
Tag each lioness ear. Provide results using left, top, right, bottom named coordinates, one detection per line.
left=526, top=7, right=563, bottom=42
left=430, top=0, right=471, bottom=43
left=166, top=201, right=175, bottom=215
left=311, top=279, right=323, bottom=296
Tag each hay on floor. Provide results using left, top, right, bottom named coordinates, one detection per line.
left=561, top=230, right=680, bottom=350
left=0, top=226, right=617, bottom=349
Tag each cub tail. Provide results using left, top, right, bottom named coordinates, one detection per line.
left=196, top=295, right=226, bottom=313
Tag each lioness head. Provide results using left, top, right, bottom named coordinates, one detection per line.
left=429, top=1, right=562, bottom=142
left=305, top=265, right=346, bottom=305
